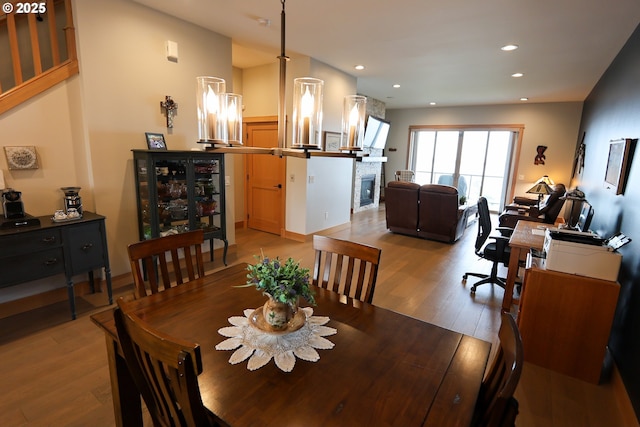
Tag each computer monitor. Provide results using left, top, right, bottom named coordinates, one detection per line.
left=575, top=201, right=593, bottom=232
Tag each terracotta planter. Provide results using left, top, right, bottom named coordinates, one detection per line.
left=262, top=295, right=297, bottom=330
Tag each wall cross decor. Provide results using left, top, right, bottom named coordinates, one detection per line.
left=160, top=95, right=178, bottom=128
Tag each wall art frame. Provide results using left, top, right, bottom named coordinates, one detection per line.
left=323, top=131, right=341, bottom=152
left=4, top=146, right=39, bottom=170
left=604, top=138, right=636, bottom=195
left=145, top=132, right=167, bottom=150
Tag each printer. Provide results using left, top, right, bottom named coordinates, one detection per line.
left=543, top=228, right=622, bottom=281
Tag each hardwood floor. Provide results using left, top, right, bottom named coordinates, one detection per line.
left=0, top=205, right=628, bottom=426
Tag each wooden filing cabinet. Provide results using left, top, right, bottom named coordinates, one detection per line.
left=517, top=265, right=620, bottom=383
left=0, top=211, right=113, bottom=319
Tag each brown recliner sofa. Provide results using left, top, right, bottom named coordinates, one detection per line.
left=384, top=181, right=420, bottom=236
left=385, top=182, right=471, bottom=243
left=498, top=183, right=567, bottom=228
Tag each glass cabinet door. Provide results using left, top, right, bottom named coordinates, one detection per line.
left=134, top=156, right=153, bottom=239
left=193, top=158, right=223, bottom=235
left=156, top=158, right=190, bottom=236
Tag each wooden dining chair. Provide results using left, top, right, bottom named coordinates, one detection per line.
left=114, top=298, right=227, bottom=427
left=473, top=312, right=524, bottom=427
left=128, top=229, right=206, bottom=299
left=312, top=235, right=382, bottom=304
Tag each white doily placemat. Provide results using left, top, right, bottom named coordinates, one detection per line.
left=215, top=307, right=337, bottom=372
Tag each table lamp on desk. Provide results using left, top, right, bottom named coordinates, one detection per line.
left=526, top=180, right=553, bottom=210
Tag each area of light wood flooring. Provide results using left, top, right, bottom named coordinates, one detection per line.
left=0, top=205, right=629, bottom=426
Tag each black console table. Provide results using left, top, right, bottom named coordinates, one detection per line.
left=0, top=211, right=113, bottom=319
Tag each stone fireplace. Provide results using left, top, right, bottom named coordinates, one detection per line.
left=352, top=157, right=384, bottom=213
left=360, top=174, right=376, bottom=207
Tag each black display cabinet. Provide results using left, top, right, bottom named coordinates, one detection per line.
left=132, top=150, right=227, bottom=264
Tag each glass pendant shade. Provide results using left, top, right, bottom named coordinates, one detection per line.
left=292, top=77, right=324, bottom=148
left=221, top=93, right=243, bottom=145
left=196, top=76, right=226, bottom=143
left=340, top=95, right=366, bottom=150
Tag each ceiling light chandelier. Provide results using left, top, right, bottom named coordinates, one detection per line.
left=196, top=76, right=244, bottom=146
left=199, top=0, right=359, bottom=158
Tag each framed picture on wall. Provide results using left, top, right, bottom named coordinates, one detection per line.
left=4, top=146, right=39, bottom=169
left=323, top=131, right=341, bottom=152
left=145, top=132, right=167, bottom=150
left=604, top=138, right=635, bottom=195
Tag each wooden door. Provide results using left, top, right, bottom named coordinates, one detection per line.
left=246, top=121, right=284, bottom=235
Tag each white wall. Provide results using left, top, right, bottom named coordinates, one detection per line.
left=239, top=55, right=358, bottom=235
left=0, top=0, right=238, bottom=302
left=74, top=0, right=235, bottom=276
left=285, top=157, right=353, bottom=235
left=385, top=102, right=583, bottom=198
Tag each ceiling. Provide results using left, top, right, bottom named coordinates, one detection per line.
left=132, top=0, right=640, bottom=109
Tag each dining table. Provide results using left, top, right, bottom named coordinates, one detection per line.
left=91, top=262, right=491, bottom=427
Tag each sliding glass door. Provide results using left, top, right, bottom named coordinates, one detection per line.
left=409, top=127, right=517, bottom=212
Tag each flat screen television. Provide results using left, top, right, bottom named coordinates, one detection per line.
left=362, top=115, right=390, bottom=150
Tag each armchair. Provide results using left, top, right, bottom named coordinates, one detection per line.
left=499, top=183, right=566, bottom=228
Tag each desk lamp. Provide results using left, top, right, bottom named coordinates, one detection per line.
left=526, top=180, right=552, bottom=209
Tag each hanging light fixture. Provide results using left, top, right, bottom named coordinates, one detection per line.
left=340, top=95, right=366, bottom=151
left=201, top=0, right=351, bottom=158
left=277, top=0, right=288, bottom=148
left=222, top=93, right=243, bottom=145
left=291, top=77, right=324, bottom=149
left=196, top=76, right=226, bottom=143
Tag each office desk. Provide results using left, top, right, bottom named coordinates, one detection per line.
left=502, top=220, right=546, bottom=312
left=518, top=266, right=620, bottom=383
left=92, top=263, right=491, bottom=427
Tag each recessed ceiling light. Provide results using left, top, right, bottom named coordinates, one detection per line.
left=511, top=72, right=524, bottom=78
left=393, top=84, right=401, bottom=88
left=520, top=97, right=529, bottom=101
left=501, top=44, right=519, bottom=51
left=354, top=65, right=365, bottom=71
left=257, top=18, right=271, bottom=27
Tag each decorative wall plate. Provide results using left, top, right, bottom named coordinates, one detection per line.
left=4, top=146, right=38, bottom=170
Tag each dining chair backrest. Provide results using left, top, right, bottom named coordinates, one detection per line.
left=128, top=229, right=205, bottom=299
left=114, top=298, right=225, bottom=427
left=312, top=235, right=382, bottom=304
left=395, top=170, right=415, bottom=182
left=474, top=312, right=524, bottom=427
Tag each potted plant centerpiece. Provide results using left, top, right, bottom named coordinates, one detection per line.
left=245, top=253, right=315, bottom=331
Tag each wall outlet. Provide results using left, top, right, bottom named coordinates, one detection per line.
left=225, top=176, right=230, bottom=186
left=308, top=175, right=315, bottom=184
left=324, top=212, right=329, bottom=220
left=290, top=174, right=295, bottom=182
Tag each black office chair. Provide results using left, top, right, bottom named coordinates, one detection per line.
left=463, top=197, right=513, bottom=293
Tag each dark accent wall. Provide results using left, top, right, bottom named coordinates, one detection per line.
left=577, top=23, right=640, bottom=418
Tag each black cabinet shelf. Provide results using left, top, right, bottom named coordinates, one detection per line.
left=132, top=149, right=227, bottom=264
